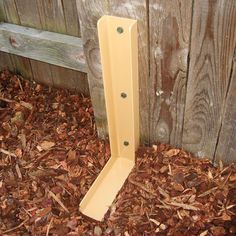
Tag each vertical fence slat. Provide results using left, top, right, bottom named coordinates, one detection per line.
left=1, top=0, right=33, bottom=79
left=37, top=0, right=74, bottom=89
left=76, top=0, right=108, bottom=137
left=182, top=0, right=236, bottom=159
left=62, top=0, right=81, bottom=37
left=149, top=0, right=193, bottom=146
left=215, top=56, right=236, bottom=163
left=37, top=0, right=66, bottom=34
left=76, top=0, right=148, bottom=140
left=14, top=0, right=54, bottom=86
left=1, top=0, right=88, bottom=93
left=36, top=0, right=88, bottom=92
left=0, top=51, right=14, bottom=71
left=0, top=0, right=13, bottom=71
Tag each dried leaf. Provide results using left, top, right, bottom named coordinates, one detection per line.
left=208, top=170, right=213, bottom=179
left=67, top=149, right=77, bottom=162
left=172, top=183, right=184, bottom=192
left=210, top=226, right=226, bottom=236
left=15, top=148, right=22, bottom=158
left=20, top=101, right=33, bottom=110
left=159, top=165, right=168, bottom=173
left=11, top=111, right=24, bottom=126
left=164, top=149, right=180, bottom=157
left=39, top=141, right=55, bottom=151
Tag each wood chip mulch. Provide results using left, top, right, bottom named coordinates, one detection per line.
left=0, top=70, right=235, bottom=236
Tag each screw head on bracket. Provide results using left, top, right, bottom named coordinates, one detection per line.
left=117, top=27, right=124, bottom=34
left=121, top=92, right=127, bottom=98
left=123, top=141, right=129, bottom=146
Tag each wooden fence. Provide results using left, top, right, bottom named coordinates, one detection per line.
left=0, top=0, right=235, bottom=163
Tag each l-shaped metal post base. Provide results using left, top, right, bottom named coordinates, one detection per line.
left=79, top=15, right=139, bottom=221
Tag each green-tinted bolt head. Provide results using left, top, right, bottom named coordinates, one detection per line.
left=123, top=141, right=129, bottom=146
left=121, top=92, right=127, bottom=98
left=117, top=27, right=124, bottom=34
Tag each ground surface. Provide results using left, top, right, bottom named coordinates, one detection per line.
left=0, top=70, right=236, bottom=236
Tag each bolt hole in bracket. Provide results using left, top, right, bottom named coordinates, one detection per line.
left=79, top=16, right=139, bottom=221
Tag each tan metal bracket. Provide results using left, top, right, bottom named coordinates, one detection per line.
left=79, top=15, right=139, bottom=221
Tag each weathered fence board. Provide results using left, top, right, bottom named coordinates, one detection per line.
left=76, top=0, right=108, bottom=138
left=0, top=0, right=88, bottom=93
left=14, top=0, right=54, bottom=86
left=182, top=0, right=236, bottom=159
left=0, top=0, right=33, bottom=79
left=62, top=0, right=81, bottom=37
left=36, top=0, right=88, bottom=92
left=0, top=0, right=12, bottom=70
left=37, top=0, right=66, bottom=34
left=149, top=0, right=193, bottom=147
left=0, top=23, right=86, bottom=72
left=215, top=56, right=236, bottom=163
left=38, top=0, right=69, bottom=89
left=76, top=0, right=149, bottom=140
left=0, top=51, right=13, bottom=70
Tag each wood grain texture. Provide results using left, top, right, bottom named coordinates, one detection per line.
left=36, top=0, right=88, bottom=92
left=149, top=0, right=193, bottom=146
left=7, top=0, right=88, bottom=92
left=0, top=0, right=33, bottom=78
left=37, top=0, right=66, bottom=34
left=0, top=23, right=87, bottom=72
left=62, top=0, right=81, bottom=37
left=0, top=0, right=6, bottom=21
left=14, top=0, right=53, bottom=85
left=76, top=0, right=108, bottom=138
left=0, top=0, right=13, bottom=71
left=0, top=51, right=14, bottom=70
left=182, top=0, right=236, bottom=159
left=215, top=56, right=236, bottom=164
left=76, top=0, right=149, bottom=140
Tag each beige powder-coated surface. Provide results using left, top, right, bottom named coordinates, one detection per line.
left=79, top=15, right=139, bottom=221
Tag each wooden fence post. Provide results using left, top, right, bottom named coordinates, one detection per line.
left=76, top=0, right=108, bottom=138
left=215, top=56, right=236, bottom=163
left=76, top=0, right=149, bottom=141
left=149, top=0, right=193, bottom=147
left=182, top=0, right=236, bottom=159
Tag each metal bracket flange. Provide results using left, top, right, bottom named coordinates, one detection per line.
left=79, top=15, right=139, bottom=221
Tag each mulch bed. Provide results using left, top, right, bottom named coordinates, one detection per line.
left=0, top=70, right=235, bottom=236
